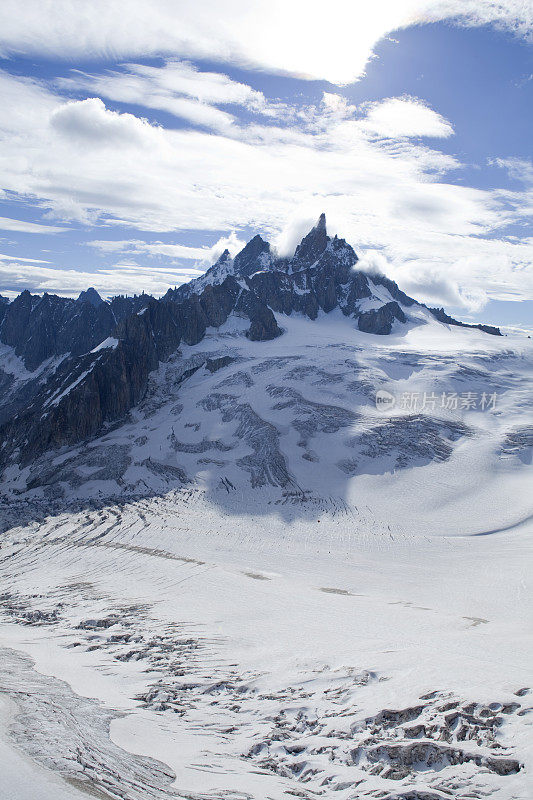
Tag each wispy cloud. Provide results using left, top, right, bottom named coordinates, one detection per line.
left=0, top=215, right=67, bottom=234
left=0, top=252, right=51, bottom=263
left=56, top=60, right=283, bottom=131
left=87, top=231, right=246, bottom=262
left=491, top=157, right=533, bottom=186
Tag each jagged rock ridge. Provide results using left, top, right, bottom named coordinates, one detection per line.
left=0, top=215, right=501, bottom=469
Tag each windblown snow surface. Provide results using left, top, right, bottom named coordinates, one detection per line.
left=0, top=312, right=532, bottom=800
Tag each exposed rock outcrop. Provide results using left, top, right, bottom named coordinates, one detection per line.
left=358, top=301, right=407, bottom=335
left=429, top=306, right=501, bottom=336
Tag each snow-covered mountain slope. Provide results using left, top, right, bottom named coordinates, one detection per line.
left=0, top=219, right=531, bottom=800
left=1, top=311, right=529, bottom=534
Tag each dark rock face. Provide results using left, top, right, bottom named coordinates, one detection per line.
left=0, top=290, right=153, bottom=371
left=476, top=324, right=501, bottom=336
left=0, top=318, right=159, bottom=465
left=109, top=293, right=152, bottom=324
left=0, top=295, right=8, bottom=326
left=244, top=230, right=364, bottom=320
left=232, top=235, right=272, bottom=277
left=1, top=290, right=34, bottom=354
left=235, top=289, right=282, bottom=341
left=199, top=278, right=241, bottom=329
left=57, top=300, right=117, bottom=361
left=358, top=301, right=407, bottom=335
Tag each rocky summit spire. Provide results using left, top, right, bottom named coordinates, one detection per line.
left=233, top=234, right=271, bottom=277
left=215, top=248, right=231, bottom=265
left=77, top=287, right=104, bottom=307
left=293, top=213, right=329, bottom=269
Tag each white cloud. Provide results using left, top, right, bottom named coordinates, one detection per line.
left=0, top=1, right=531, bottom=85
left=354, top=251, right=388, bottom=276
left=0, top=253, right=50, bottom=263
left=50, top=97, right=159, bottom=146
left=87, top=231, right=246, bottom=262
left=362, top=233, right=533, bottom=311
left=0, top=4, right=530, bottom=312
left=392, top=262, right=488, bottom=311
left=320, top=93, right=357, bottom=120
left=128, top=61, right=265, bottom=108
left=0, top=215, right=67, bottom=234
left=361, top=97, right=454, bottom=138
left=441, top=1, right=533, bottom=45
left=87, top=240, right=144, bottom=254
left=208, top=231, right=247, bottom=261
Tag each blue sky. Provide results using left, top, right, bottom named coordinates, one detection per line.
left=0, top=1, right=531, bottom=330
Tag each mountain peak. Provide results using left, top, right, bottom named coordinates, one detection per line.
left=78, top=287, right=104, bottom=307
left=293, top=213, right=329, bottom=269
left=216, top=249, right=231, bottom=264
left=233, top=234, right=271, bottom=277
